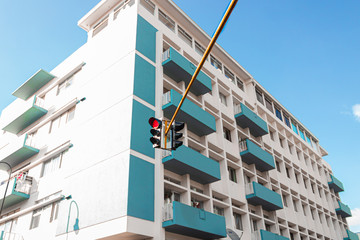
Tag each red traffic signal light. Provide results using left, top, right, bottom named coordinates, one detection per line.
left=149, top=117, right=162, bottom=129
left=149, top=117, right=163, bottom=148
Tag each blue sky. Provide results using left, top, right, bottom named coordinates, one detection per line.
left=1, top=0, right=359, bottom=232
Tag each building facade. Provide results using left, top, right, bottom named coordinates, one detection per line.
left=0, top=0, right=357, bottom=239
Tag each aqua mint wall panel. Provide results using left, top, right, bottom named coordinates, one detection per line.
left=130, top=100, right=155, bottom=158
left=136, top=15, right=157, bottom=62
left=127, top=155, right=154, bottom=221
left=134, top=54, right=155, bottom=106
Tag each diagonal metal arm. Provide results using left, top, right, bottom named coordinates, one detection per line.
left=165, top=0, right=239, bottom=135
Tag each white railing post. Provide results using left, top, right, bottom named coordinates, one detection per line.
left=239, top=140, right=248, bottom=152
left=162, top=49, right=170, bottom=62
left=162, top=91, right=171, bottom=105
left=162, top=203, right=173, bottom=221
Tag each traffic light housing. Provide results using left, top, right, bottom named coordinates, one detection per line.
left=149, top=117, right=163, bottom=148
left=171, top=121, right=184, bottom=150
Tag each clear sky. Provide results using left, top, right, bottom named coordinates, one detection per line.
left=1, top=0, right=359, bottom=232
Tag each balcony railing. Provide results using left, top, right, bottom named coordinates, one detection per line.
left=162, top=203, right=173, bottom=222
left=235, top=103, right=268, bottom=137
left=245, top=182, right=283, bottom=211
left=0, top=231, right=24, bottom=240
left=239, top=139, right=275, bottom=172
left=0, top=176, right=32, bottom=209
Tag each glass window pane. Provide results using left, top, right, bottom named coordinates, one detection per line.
left=275, top=108, right=283, bottom=121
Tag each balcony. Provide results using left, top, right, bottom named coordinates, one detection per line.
left=239, top=139, right=275, bottom=172
left=234, top=103, right=268, bottom=137
left=0, top=134, right=39, bottom=167
left=344, top=229, right=360, bottom=240
left=162, top=145, right=220, bottom=184
left=162, top=201, right=226, bottom=239
left=162, top=90, right=216, bottom=136
left=2, top=96, right=47, bottom=134
left=246, top=182, right=283, bottom=211
left=0, top=231, right=24, bottom=240
left=328, top=174, right=344, bottom=193
left=162, top=48, right=212, bottom=96
left=0, top=176, right=32, bottom=209
left=252, top=230, right=289, bottom=240
left=335, top=201, right=352, bottom=218
left=12, top=69, right=55, bottom=100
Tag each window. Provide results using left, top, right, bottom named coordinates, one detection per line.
left=233, top=213, right=243, bottom=230
left=291, top=121, right=299, bottom=134
left=210, top=55, right=222, bottom=71
left=311, top=184, right=315, bottom=194
left=282, top=194, right=288, bottom=207
left=265, top=98, right=273, bottom=113
left=195, top=41, right=205, bottom=56
left=30, top=194, right=60, bottom=229
left=279, top=137, right=284, bottom=148
left=302, top=204, right=306, bottom=216
left=276, top=161, right=281, bottom=172
left=290, top=233, right=295, bottom=240
left=303, top=179, right=307, bottom=189
left=288, top=144, right=293, bottom=154
left=295, top=173, right=299, bottom=184
left=158, top=9, right=175, bottom=31
left=244, top=175, right=251, bottom=184
left=224, top=66, right=235, bottom=83
left=251, top=219, right=258, bottom=232
left=275, top=107, right=282, bottom=121
left=236, top=77, right=244, bottom=91
left=213, top=206, right=224, bottom=216
left=256, top=89, right=264, bottom=104
left=265, top=224, right=271, bottom=232
left=306, top=135, right=312, bottom=146
left=57, top=68, right=80, bottom=96
left=311, top=209, right=315, bottom=220
left=92, top=15, right=109, bottom=37
left=139, top=0, right=155, bottom=15
left=286, top=167, right=291, bottom=178
left=223, top=127, right=231, bottom=142
left=293, top=200, right=298, bottom=212
left=228, top=167, right=237, bottom=183
left=284, top=115, right=291, bottom=128
left=114, top=1, right=126, bottom=19
left=299, top=129, right=306, bottom=141
left=49, top=107, right=76, bottom=133
left=178, top=26, right=192, bottom=46
left=270, top=131, right=275, bottom=141
left=41, top=150, right=67, bottom=177
left=219, top=92, right=227, bottom=106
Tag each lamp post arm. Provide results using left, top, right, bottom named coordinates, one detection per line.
left=66, top=200, right=79, bottom=233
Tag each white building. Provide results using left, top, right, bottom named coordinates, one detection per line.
left=0, top=0, right=357, bottom=240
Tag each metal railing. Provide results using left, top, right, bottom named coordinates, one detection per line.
left=0, top=231, right=24, bottom=240
left=239, top=140, right=248, bottom=152
left=234, top=104, right=241, bottom=115
left=162, top=203, right=173, bottom=221
left=14, top=176, right=32, bottom=195
left=245, top=182, right=253, bottom=195
left=162, top=91, right=171, bottom=106
left=34, top=96, right=45, bottom=108
left=162, top=49, right=170, bottom=62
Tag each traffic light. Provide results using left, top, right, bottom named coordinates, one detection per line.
left=149, top=117, right=163, bottom=148
left=171, top=121, right=184, bottom=150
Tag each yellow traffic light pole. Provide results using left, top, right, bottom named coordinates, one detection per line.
left=165, top=0, right=239, bottom=135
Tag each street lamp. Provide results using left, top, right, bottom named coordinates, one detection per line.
left=66, top=200, right=80, bottom=234
left=0, top=162, right=12, bottom=217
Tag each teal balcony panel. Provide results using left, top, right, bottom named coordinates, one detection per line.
left=0, top=231, right=24, bottom=240
left=2, top=96, right=47, bottom=134
left=240, top=139, right=275, bottom=172
left=246, top=182, right=283, bottom=211
left=163, top=201, right=226, bottom=239
left=0, top=134, right=39, bottom=168
left=0, top=177, right=32, bottom=209
left=235, top=103, right=268, bottom=137
left=163, top=145, right=220, bottom=184
left=12, top=69, right=55, bottom=100
left=162, top=90, right=216, bottom=136
left=258, top=229, right=289, bottom=240
left=336, top=201, right=352, bottom=218
left=328, top=174, right=344, bottom=193
left=344, top=229, right=360, bottom=240
left=162, top=48, right=212, bottom=96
